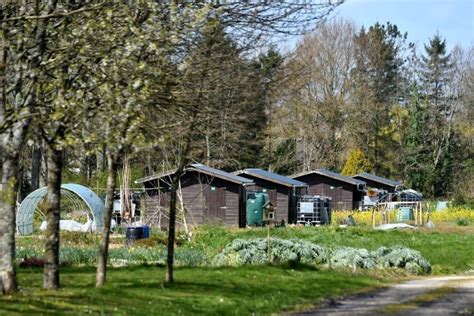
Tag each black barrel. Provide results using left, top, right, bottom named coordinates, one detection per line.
left=126, top=226, right=144, bottom=244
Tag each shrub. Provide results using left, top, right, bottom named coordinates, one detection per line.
left=455, top=218, right=470, bottom=226
left=212, top=238, right=431, bottom=274
left=374, top=245, right=431, bottom=274
left=329, top=247, right=376, bottom=269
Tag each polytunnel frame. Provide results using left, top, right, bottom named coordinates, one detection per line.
left=16, top=183, right=104, bottom=235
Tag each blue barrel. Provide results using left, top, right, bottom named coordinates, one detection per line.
left=397, top=207, right=414, bottom=222
left=142, top=226, right=150, bottom=239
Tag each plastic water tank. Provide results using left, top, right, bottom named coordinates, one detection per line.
left=246, top=192, right=268, bottom=226
left=397, top=207, right=414, bottom=222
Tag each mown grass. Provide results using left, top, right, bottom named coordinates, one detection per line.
left=9, top=217, right=473, bottom=315
left=0, top=265, right=383, bottom=315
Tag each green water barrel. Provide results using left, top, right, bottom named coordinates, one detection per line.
left=246, top=192, right=268, bottom=226
left=397, top=207, right=414, bottom=222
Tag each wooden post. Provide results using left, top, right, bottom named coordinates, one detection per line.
left=372, top=208, right=376, bottom=228
left=420, top=203, right=424, bottom=226
left=414, top=203, right=418, bottom=226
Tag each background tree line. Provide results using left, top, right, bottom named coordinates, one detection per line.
left=8, top=18, right=471, bottom=204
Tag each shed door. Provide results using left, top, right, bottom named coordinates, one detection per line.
left=205, top=186, right=226, bottom=223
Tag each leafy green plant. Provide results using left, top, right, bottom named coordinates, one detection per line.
left=455, top=218, right=470, bottom=226
left=61, top=232, right=100, bottom=246
left=212, top=238, right=431, bottom=274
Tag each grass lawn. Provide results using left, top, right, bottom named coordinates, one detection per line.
left=6, top=220, right=474, bottom=315
left=1, top=265, right=384, bottom=315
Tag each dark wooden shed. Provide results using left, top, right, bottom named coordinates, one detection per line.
left=352, top=172, right=401, bottom=193
left=136, top=163, right=254, bottom=229
left=290, top=169, right=366, bottom=210
left=233, top=169, right=308, bottom=224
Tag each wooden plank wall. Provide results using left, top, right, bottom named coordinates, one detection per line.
left=296, top=174, right=356, bottom=210
left=142, top=172, right=242, bottom=229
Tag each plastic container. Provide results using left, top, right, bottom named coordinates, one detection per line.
left=142, top=225, right=150, bottom=239
left=397, top=207, right=414, bottom=222
left=126, top=226, right=144, bottom=242
left=246, top=192, right=268, bottom=226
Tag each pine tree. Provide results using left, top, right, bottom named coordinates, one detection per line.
left=351, top=22, right=407, bottom=176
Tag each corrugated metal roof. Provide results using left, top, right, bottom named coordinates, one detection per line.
left=291, top=169, right=366, bottom=186
left=135, top=170, right=175, bottom=184
left=235, top=168, right=307, bottom=187
left=189, top=164, right=254, bottom=184
left=135, top=163, right=253, bottom=185
left=354, top=172, right=401, bottom=187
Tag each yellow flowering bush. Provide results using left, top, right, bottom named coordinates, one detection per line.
left=429, top=207, right=474, bottom=222
left=331, top=207, right=474, bottom=226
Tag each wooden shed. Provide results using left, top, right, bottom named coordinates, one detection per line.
left=352, top=172, right=401, bottom=193
left=290, top=169, right=366, bottom=210
left=233, top=169, right=308, bottom=224
left=136, top=163, right=254, bottom=229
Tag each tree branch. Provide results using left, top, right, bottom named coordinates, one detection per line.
left=0, top=3, right=105, bottom=22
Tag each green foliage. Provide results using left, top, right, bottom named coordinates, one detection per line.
left=189, top=225, right=474, bottom=274
left=403, top=34, right=465, bottom=198
left=455, top=218, right=470, bottom=226
left=15, top=241, right=206, bottom=267
left=60, top=232, right=100, bottom=247
left=212, top=238, right=431, bottom=274
left=351, top=22, right=407, bottom=175
left=373, top=246, right=431, bottom=275
left=341, top=149, right=373, bottom=176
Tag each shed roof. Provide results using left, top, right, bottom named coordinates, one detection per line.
left=135, top=163, right=254, bottom=185
left=353, top=172, right=401, bottom=188
left=291, top=169, right=366, bottom=186
left=234, top=168, right=307, bottom=188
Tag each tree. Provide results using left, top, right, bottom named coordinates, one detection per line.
left=341, top=149, right=373, bottom=176
left=21, top=2, right=111, bottom=290
left=0, top=3, right=62, bottom=293
left=405, top=36, right=468, bottom=197
left=267, top=19, right=356, bottom=172
left=90, top=2, right=178, bottom=287
left=160, top=2, right=344, bottom=283
left=350, top=22, right=407, bottom=176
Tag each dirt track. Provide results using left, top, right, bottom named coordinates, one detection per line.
left=295, top=275, right=474, bottom=315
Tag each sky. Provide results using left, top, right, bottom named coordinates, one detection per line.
left=332, top=0, right=473, bottom=51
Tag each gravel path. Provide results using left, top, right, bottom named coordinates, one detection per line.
left=295, top=275, right=474, bottom=316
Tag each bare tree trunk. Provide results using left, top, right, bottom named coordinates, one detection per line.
left=96, top=153, right=118, bottom=287
left=0, top=41, right=19, bottom=294
left=0, top=157, right=19, bottom=294
left=166, top=175, right=179, bottom=283
left=31, top=144, right=42, bottom=191
left=166, top=136, right=193, bottom=283
left=43, top=147, right=63, bottom=290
